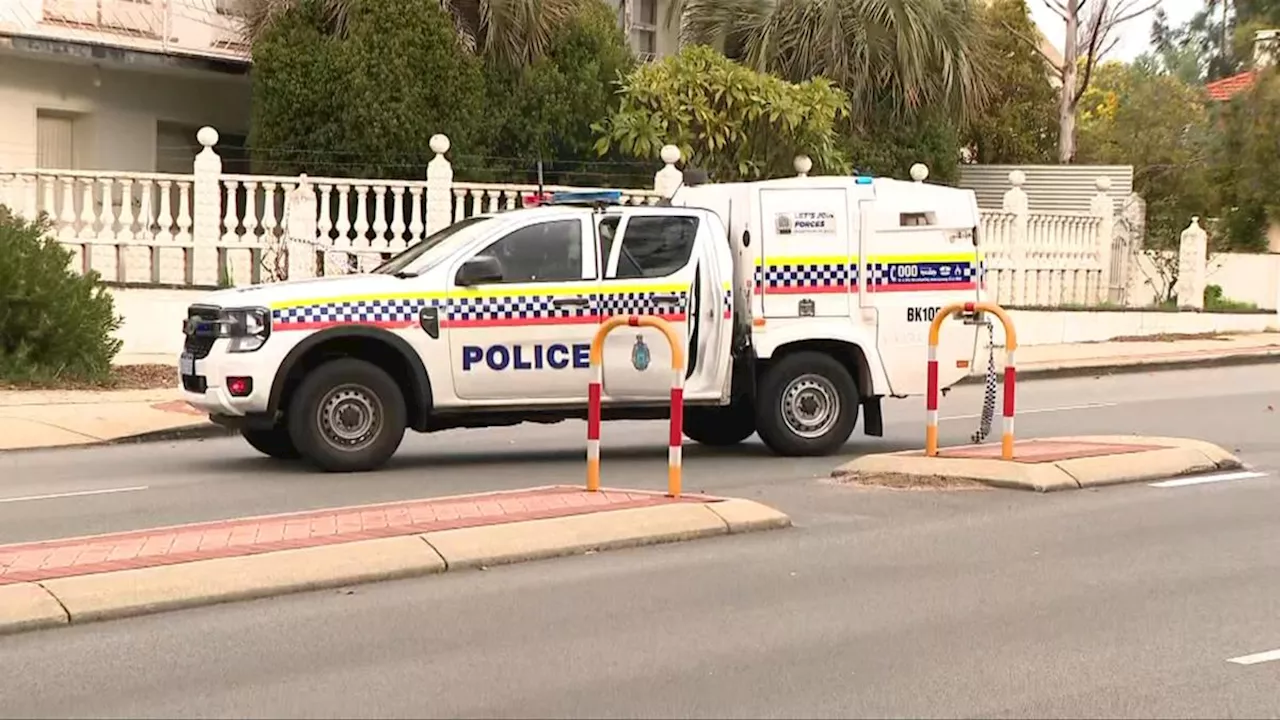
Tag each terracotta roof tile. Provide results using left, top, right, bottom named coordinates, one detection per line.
left=1205, top=70, right=1257, bottom=102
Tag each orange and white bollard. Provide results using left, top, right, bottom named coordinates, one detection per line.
left=587, top=314, right=685, bottom=497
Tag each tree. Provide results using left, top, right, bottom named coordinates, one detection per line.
left=249, top=0, right=487, bottom=178
left=1017, top=0, right=1159, bottom=162
left=594, top=45, right=850, bottom=181
left=965, top=0, right=1059, bottom=164
left=668, top=0, right=991, bottom=128
left=1075, top=61, right=1213, bottom=249
left=479, top=0, right=641, bottom=186
left=1213, top=69, right=1280, bottom=252
left=243, top=0, right=580, bottom=69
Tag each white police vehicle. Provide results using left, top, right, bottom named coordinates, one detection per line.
left=180, top=175, right=987, bottom=472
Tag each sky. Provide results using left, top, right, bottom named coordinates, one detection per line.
left=1028, top=0, right=1202, bottom=61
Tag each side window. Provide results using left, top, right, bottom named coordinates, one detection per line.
left=597, top=216, right=620, bottom=278
left=612, top=216, right=700, bottom=279
left=474, top=219, right=583, bottom=284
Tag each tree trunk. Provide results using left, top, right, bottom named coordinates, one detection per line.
left=1058, top=0, right=1080, bottom=163
left=1057, top=86, right=1077, bottom=163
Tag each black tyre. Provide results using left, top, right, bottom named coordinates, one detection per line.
left=242, top=426, right=301, bottom=460
left=754, top=352, right=859, bottom=456
left=287, top=358, right=407, bottom=472
left=683, top=404, right=756, bottom=446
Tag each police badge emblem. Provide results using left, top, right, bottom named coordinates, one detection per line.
left=631, top=335, right=651, bottom=371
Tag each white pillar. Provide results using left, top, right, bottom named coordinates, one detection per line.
left=192, top=126, right=222, bottom=286
left=282, top=174, right=318, bottom=281
left=1176, top=216, right=1208, bottom=310
left=425, top=134, right=453, bottom=235
left=1090, top=176, right=1115, bottom=304
left=1001, top=170, right=1030, bottom=306
left=654, top=145, right=683, bottom=197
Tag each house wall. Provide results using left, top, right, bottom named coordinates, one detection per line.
left=0, top=52, right=249, bottom=172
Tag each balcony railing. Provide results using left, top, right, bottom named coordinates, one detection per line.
left=22, top=0, right=250, bottom=61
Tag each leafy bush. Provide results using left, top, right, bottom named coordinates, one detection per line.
left=249, top=0, right=487, bottom=179
left=595, top=45, right=850, bottom=181
left=481, top=0, right=642, bottom=186
left=0, top=206, right=122, bottom=383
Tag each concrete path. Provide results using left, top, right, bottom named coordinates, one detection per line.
left=2, top=363, right=1279, bottom=716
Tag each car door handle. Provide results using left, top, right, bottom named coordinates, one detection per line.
left=651, top=294, right=681, bottom=303
left=552, top=297, right=590, bottom=307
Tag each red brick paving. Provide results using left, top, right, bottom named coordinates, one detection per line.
left=936, top=439, right=1167, bottom=464
left=0, top=486, right=718, bottom=586
left=151, top=400, right=205, bottom=416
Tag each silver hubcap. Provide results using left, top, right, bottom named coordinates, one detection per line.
left=780, top=374, right=840, bottom=439
left=317, top=385, right=381, bottom=452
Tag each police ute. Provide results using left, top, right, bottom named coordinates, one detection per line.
left=180, top=175, right=988, bottom=472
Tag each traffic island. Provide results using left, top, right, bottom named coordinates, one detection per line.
left=832, top=435, right=1244, bottom=493
left=0, top=486, right=790, bottom=635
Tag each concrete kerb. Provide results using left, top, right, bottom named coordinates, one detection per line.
left=955, top=349, right=1280, bottom=385
left=0, top=498, right=790, bottom=635
left=832, top=436, right=1244, bottom=493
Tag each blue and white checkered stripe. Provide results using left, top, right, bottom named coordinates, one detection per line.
left=448, top=294, right=594, bottom=322
left=273, top=290, right=691, bottom=329
left=597, top=291, right=687, bottom=317
left=754, top=263, right=854, bottom=291
left=272, top=298, right=430, bottom=326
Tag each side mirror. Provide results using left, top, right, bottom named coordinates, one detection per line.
left=456, top=256, right=504, bottom=286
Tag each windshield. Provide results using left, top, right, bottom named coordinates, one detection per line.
left=372, top=216, right=500, bottom=276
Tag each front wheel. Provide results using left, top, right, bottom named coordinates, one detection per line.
left=242, top=426, right=300, bottom=460
left=683, top=404, right=756, bottom=446
left=287, top=358, right=407, bottom=473
left=755, top=352, right=859, bottom=456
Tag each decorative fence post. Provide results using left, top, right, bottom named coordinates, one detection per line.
left=794, top=155, right=812, bottom=178
left=910, top=163, right=929, bottom=182
left=192, top=127, right=223, bottom=286
left=1090, top=176, right=1115, bottom=305
left=1176, top=217, right=1208, bottom=310
left=425, top=134, right=452, bottom=235
left=654, top=145, right=682, bottom=197
left=1001, top=171, right=1030, bottom=306
left=1116, top=191, right=1146, bottom=305
left=279, top=174, right=318, bottom=281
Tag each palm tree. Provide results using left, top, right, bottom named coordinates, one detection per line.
left=666, top=0, right=992, bottom=126
left=240, top=0, right=583, bottom=68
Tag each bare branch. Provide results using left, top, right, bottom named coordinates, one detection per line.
left=1001, top=20, right=1065, bottom=76
left=1072, top=7, right=1107, bottom=104
left=1043, top=0, right=1068, bottom=20
left=1109, top=0, right=1160, bottom=26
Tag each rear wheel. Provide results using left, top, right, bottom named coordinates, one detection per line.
left=683, top=404, right=756, bottom=446
left=287, top=358, right=407, bottom=473
left=755, top=352, right=859, bottom=456
left=242, top=427, right=300, bottom=460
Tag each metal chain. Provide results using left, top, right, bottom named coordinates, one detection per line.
left=971, top=319, right=998, bottom=444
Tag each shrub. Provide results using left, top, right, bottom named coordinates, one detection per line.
left=0, top=206, right=122, bottom=383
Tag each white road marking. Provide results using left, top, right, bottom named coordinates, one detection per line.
left=1148, top=471, right=1268, bottom=488
left=0, top=486, right=149, bottom=504
left=941, top=402, right=1117, bottom=422
left=1227, top=648, right=1280, bottom=666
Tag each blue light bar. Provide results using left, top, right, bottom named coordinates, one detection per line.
left=854, top=176, right=873, bottom=185
left=548, top=190, right=624, bottom=205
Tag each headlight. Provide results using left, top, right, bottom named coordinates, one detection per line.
left=218, top=307, right=271, bottom=353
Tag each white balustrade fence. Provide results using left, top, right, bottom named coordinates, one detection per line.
left=976, top=171, right=1121, bottom=307
left=0, top=128, right=663, bottom=287
left=1, top=132, right=1134, bottom=309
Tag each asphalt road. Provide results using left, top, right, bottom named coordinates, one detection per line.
left=2, top=364, right=1280, bottom=717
